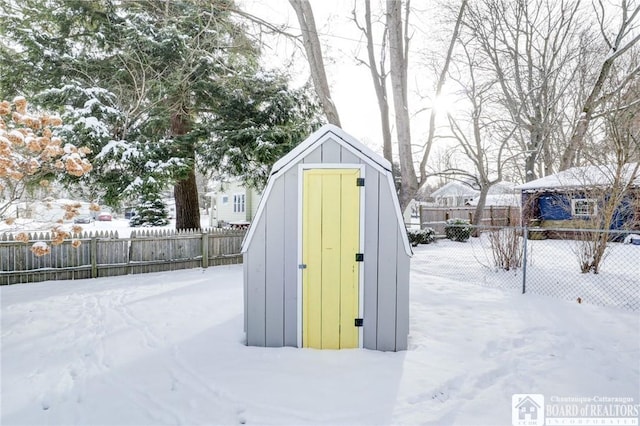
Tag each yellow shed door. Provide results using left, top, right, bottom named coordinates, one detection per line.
left=302, top=168, right=360, bottom=349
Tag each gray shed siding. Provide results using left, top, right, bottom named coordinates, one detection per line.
left=264, top=178, right=285, bottom=347
left=362, top=166, right=380, bottom=349
left=243, top=129, right=410, bottom=351
left=283, top=168, right=299, bottom=347
left=376, top=179, right=400, bottom=351
left=245, top=215, right=266, bottom=346
left=395, top=231, right=410, bottom=350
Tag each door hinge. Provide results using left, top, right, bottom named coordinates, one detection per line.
left=354, top=318, right=363, bottom=327
left=356, top=177, right=365, bottom=187
left=355, top=253, right=364, bottom=262
left=298, top=264, right=307, bottom=269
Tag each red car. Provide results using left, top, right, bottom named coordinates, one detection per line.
left=97, top=212, right=113, bottom=221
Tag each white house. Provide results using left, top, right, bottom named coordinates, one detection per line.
left=430, top=181, right=479, bottom=207
left=468, top=182, right=520, bottom=207
left=207, top=179, right=261, bottom=227
left=429, top=180, right=520, bottom=207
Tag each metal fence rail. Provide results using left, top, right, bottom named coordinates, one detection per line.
left=416, top=225, right=639, bottom=311
left=0, top=228, right=246, bottom=285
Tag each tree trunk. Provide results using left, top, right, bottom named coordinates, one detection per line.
left=419, top=0, right=468, bottom=182
left=559, top=70, right=606, bottom=170
left=387, top=0, right=418, bottom=211
left=289, top=0, right=341, bottom=126
left=472, top=186, right=490, bottom=227
left=171, top=110, right=201, bottom=230
left=363, top=0, right=393, bottom=163
left=559, top=1, right=640, bottom=170
left=174, top=169, right=201, bottom=230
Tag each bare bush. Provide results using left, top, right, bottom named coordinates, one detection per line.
left=489, top=228, right=523, bottom=271
left=572, top=231, right=610, bottom=274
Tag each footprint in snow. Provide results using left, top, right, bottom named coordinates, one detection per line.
left=237, top=407, right=247, bottom=424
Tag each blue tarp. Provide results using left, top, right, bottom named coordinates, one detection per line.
left=611, top=196, right=634, bottom=230
left=538, top=195, right=571, bottom=220
left=535, top=192, right=634, bottom=230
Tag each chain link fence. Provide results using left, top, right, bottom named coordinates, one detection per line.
left=415, top=225, right=639, bottom=311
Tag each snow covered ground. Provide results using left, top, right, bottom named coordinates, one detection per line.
left=1, top=243, right=639, bottom=425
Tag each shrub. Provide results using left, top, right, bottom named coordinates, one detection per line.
left=444, top=218, right=472, bottom=242
left=407, top=227, right=436, bottom=246
left=489, top=228, right=523, bottom=271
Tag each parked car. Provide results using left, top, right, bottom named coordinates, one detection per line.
left=124, top=208, right=137, bottom=219
left=97, top=212, right=113, bottom=221
left=73, top=214, right=93, bottom=224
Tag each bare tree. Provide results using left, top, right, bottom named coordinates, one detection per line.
left=418, top=0, right=468, bottom=181
left=352, top=0, right=393, bottom=162
left=560, top=0, right=640, bottom=170
left=564, top=81, right=638, bottom=273
left=383, top=0, right=468, bottom=211
left=462, top=0, right=585, bottom=182
left=571, top=163, right=638, bottom=274
left=443, top=42, right=516, bottom=227
left=387, top=0, right=418, bottom=209
left=289, top=0, right=341, bottom=126
left=288, top=1, right=466, bottom=211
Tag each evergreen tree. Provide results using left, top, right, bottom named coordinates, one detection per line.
left=129, top=193, right=169, bottom=227
left=0, top=0, right=321, bottom=228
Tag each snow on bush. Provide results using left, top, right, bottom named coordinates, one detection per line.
left=407, top=227, right=436, bottom=246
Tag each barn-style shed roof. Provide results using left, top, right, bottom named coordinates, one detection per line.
left=271, top=124, right=393, bottom=175
left=241, top=124, right=411, bottom=256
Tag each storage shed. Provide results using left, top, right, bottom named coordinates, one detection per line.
left=241, top=124, right=411, bottom=351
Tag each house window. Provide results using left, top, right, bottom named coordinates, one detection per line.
left=233, top=194, right=245, bottom=213
left=571, top=198, right=597, bottom=217
left=221, top=196, right=229, bottom=204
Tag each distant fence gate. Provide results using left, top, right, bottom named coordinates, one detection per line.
left=0, top=228, right=246, bottom=285
left=420, top=206, right=520, bottom=234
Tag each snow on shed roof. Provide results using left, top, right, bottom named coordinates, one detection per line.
left=241, top=124, right=411, bottom=256
left=516, top=163, right=640, bottom=191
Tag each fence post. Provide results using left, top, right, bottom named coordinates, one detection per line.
left=202, top=231, right=209, bottom=269
left=91, top=236, right=97, bottom=278
left=522, top=226, right=528, bottom=294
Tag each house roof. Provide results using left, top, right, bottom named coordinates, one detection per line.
left=489, top=181, right=518, bottom=194
left=516, top=163, right=640, bottom=191
left=430, top=181, right=479, bottom=198
left=241, top=124, right=411, bottom=256
left=468, top=193, right=521, bottom=207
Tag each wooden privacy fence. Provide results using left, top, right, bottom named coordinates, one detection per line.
left=0, top=228, right=246, bottom=285
left=420, top=206, right=521, bottom=234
